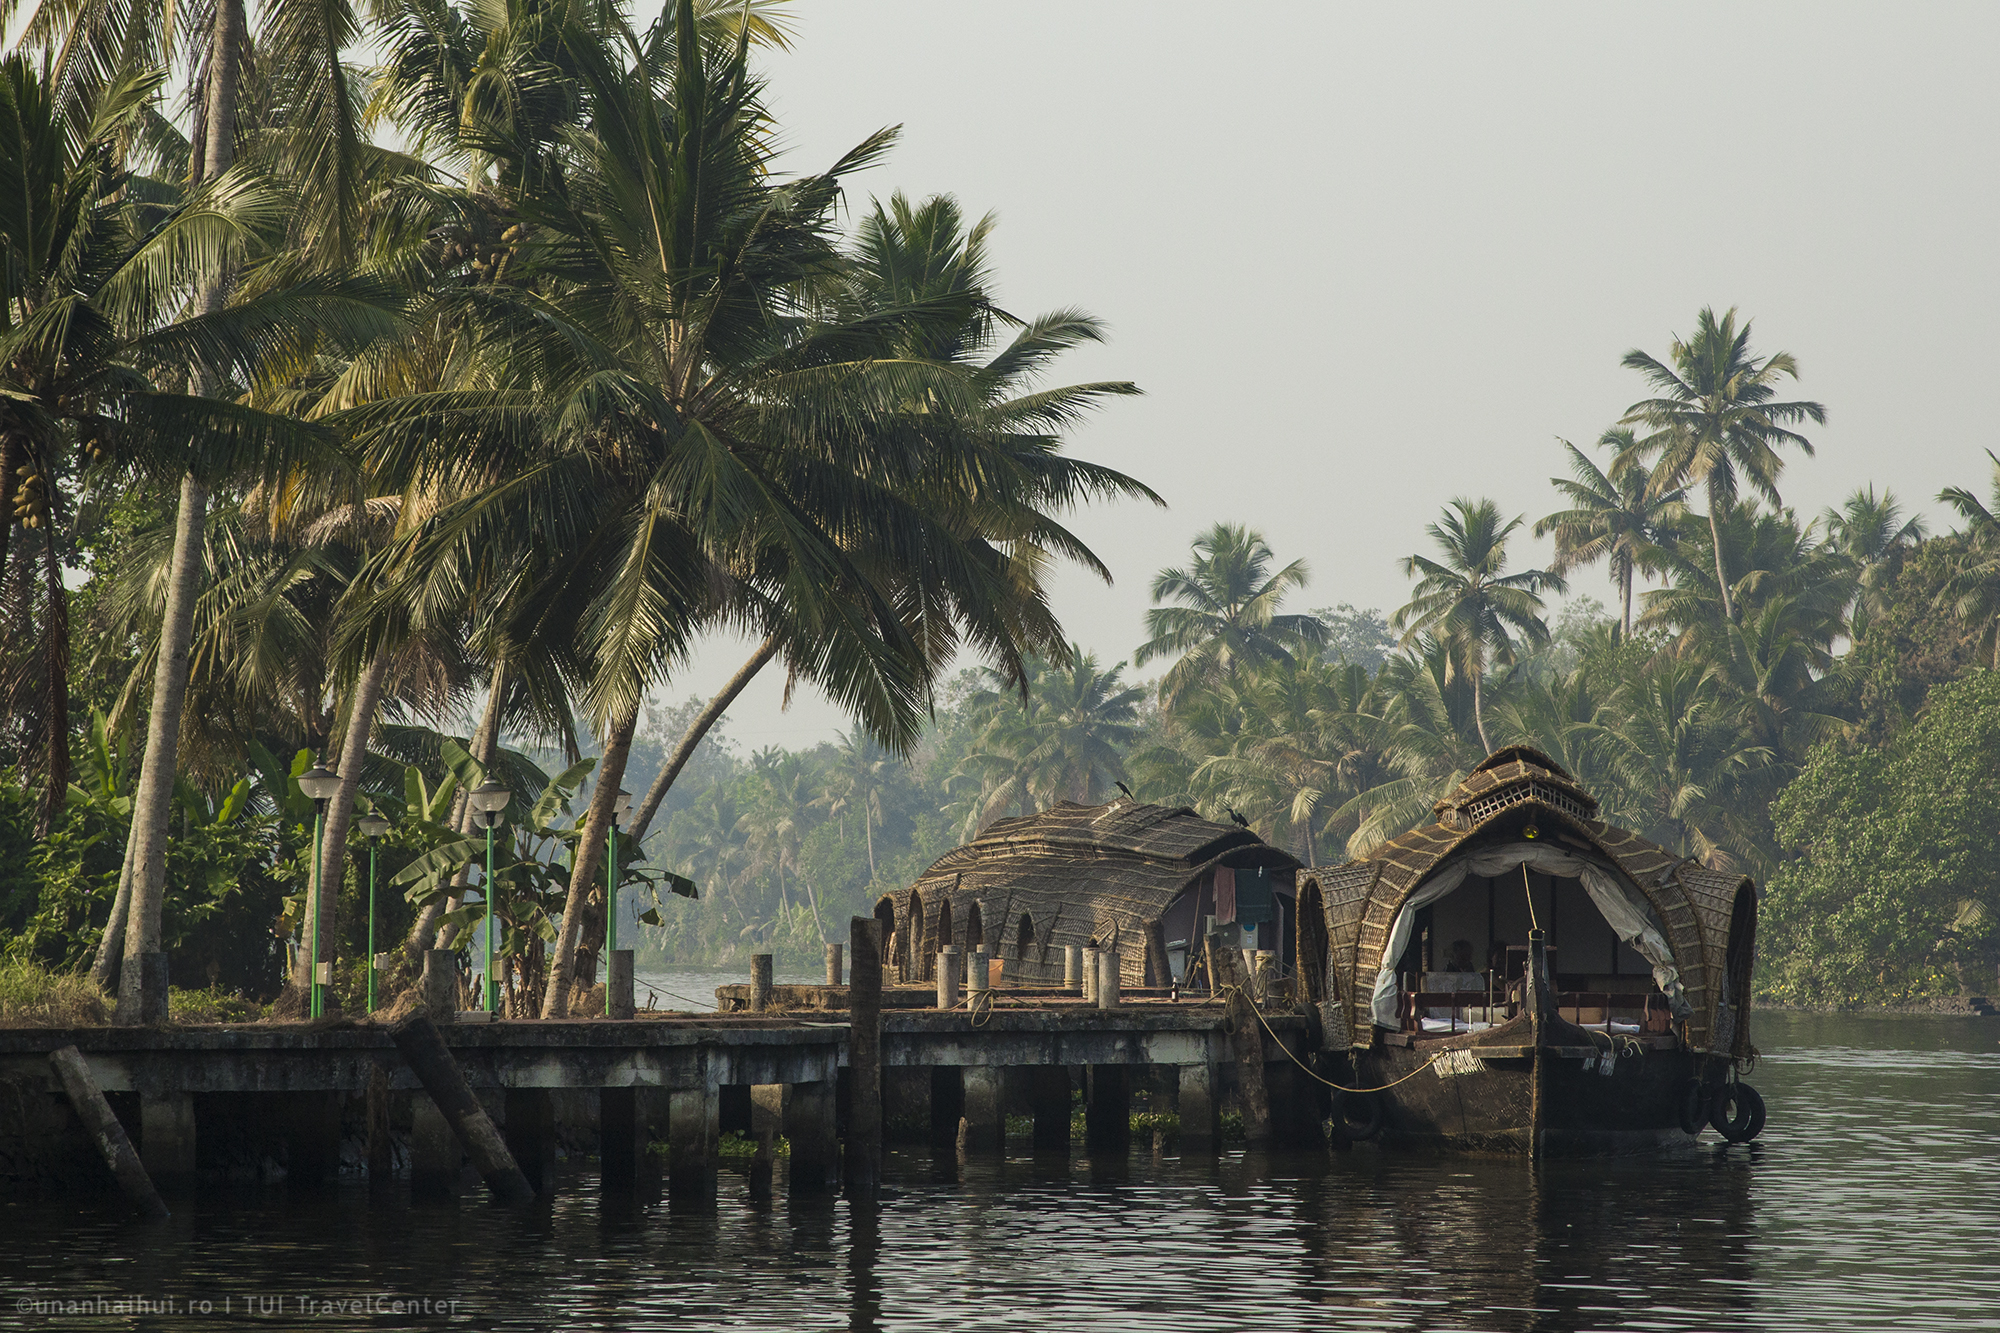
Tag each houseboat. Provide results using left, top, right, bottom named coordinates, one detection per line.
left=1299, top=747, right=1766, bottom=1155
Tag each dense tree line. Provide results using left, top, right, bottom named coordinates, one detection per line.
left=1, top=0, right=1990, bottom=1011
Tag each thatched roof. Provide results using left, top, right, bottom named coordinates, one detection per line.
left=1308, top=747, right=1755, bottom=1054
left=880, top=799, right=1302, bottom=986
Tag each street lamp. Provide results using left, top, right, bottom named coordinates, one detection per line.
left=358, top=811, right=392, bottom=1013
left=606, top=789, right=631, bottom=1016
left=468, top=779, right=512, bottom=1014
left=297, top=760, right=343, bottom=1019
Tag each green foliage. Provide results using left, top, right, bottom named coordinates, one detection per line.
left=0, top=957, right=111, bottom=1026
left=1763, top=671, right=2000, bottom=1005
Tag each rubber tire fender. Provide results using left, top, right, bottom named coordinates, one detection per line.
left=1710, top=1082, right=1766, bottom=1143
left=1332, top=1089, right=1383, bottom=1142
left=1677, top=1082, right=1710, bottom=1136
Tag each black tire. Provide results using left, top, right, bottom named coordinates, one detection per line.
left=1332, top=1089, right=1382, bottom=1142
left=1710, top=1082, right=1766, bottom=1143
left=1677, top=1082, right=1709, bottom=1136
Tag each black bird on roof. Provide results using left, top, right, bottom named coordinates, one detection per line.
left=1115, top=782, right=1134, bottom=800
left=1226, top=808, right=1249, bottom=828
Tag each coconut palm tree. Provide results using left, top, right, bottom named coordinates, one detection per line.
left=1135, top=524, right=1325, bottom=706
left=1937, top=453, right=2000, bottom=668
left=1392, top=498, right=1562, bottom=752
left=949, top=648, right=1144, bottom=835
left=1534, top=430, right=1688, bottom=639
left=1618, top=307, right=1826, bottom=623
left=1821, top=485, right=1925, bottom=642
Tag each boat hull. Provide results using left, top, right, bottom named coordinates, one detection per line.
left=1355, top=1039, right=1699, bottom=1156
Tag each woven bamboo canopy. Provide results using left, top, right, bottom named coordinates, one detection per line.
left=1304, top=746, right=1756, bottom=1055
left=878, top=799, right=1302, bottom=987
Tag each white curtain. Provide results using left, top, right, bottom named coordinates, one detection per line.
left=1370, top=840, right=1688, bottom=1028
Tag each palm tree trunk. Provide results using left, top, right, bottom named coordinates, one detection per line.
left=627, top=634, right=778, bottom=844
left=1708, top=501, right=1735, bottom=622
left=286, top=648, right=390, bottom=1005
left=110, top=0, right=245, bottom=1022
left=408, top=660, right=506, bottom=957
left=89, top=829, right=140, bottom=991
left=35, top=528, right=71, bottom=837
left=114, top=474, right=209, bottom=1025
left=541, top=707, right=638, bottom=1018
left=864, top=809, right=876, bottom=880
left=1620, top=562, right=1634, bottom=640
left=1472, top=667, right=1491, bottom=754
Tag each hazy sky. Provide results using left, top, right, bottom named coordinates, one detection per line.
left=666, top=1, right=2000, bottom=748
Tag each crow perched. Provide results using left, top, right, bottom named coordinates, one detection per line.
left=1115, top=781, right=1134, bottom=800
left=1226, top=808, right=1249, bottom=828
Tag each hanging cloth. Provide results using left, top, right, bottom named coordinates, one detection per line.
left=1369, top=840, right=1688, bottom=1028
left=1212, top=867, right=1236, bottom=924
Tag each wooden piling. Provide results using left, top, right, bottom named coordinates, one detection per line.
left=389, top=1014, right=535, bottom=1203
left=826, top=942, right=844, bottom=986
left=845, top=915, right=884, bottom=1196
left=1206, top=927, right=1272, bottom=1147
left=47, top=1045, right=168, bottom=1218
left=749, top=954, right=773, bottom=1013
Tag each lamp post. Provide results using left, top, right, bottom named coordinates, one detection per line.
left=468, top=779, right=513, bottom=1014
left=358, top=812, right=392, bottom=1013
left=297, top=761, right=343, bottom=1019
left=606, top=788, right=631, bottom=1016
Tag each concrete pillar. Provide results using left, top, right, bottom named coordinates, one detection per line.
left=826, top=943, right=844, bottom=986
left=1098, top=947, right=1120, bottom=1010
left=961, top=1066, right=1004, bottom=1154
left=366, top=1064, right=393, bottom=1190
left=1064, top=946, right=1082, bottom=993
left=1084, top=1066, right=1129, bottom=1157
left=424, top=949, right=457, bottom=1021
left=785, top=1079, right=839, bottom=1195
left=1179, top=1063, right=1219, bottom=1154
left=1267, top=1061, right=1327, bottom=1151
left=749, top=954, right=773, bottom=1013
left=1081, top=947, right=1099, bottom=1005
left=750, top=1084, right=786, bottom=1136
left=925, top=1067, right=961, bottom=1152
left=600, top=1087, right=646, bottom=1194
left=607, top=950, right=635, bottom=1019
left=504, top=1088, right=556, bottom=1194
left=845, top=915, right=884, bottom=1196
left=667, top=1082, right=719, bottom=1199
left=936, top=948, right=959, bottom=1010
left=412, top=1093, right=460, bottom=1195
left=968, top=949, right=991, bottom=1016
left=139, top=1091, right=196, bottom=1187
left=285, top=1092, right=343, bottom=1187
left=1030, top=1066, right=1072, bottom=1153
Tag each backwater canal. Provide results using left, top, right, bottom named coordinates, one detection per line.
left=0, top=1009, right=1994, bottom=1332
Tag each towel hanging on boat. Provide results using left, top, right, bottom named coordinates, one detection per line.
left=1369, top=841, right=1689, bottom=1029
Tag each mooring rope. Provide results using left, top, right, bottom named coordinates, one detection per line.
left=1228, top=983, right=1446, bottom=1094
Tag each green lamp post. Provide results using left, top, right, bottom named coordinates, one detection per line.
left=468, top=779, right=512, bottom=1014
left=297, top=760, right=344, bottom=1019
left=606, top=788, right=631, bottom=1016
left=358, top=811, right=392, bottom=1013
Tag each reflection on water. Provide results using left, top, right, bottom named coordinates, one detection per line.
left=0, top=1013, right=1993, bottom=1331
